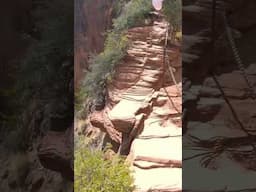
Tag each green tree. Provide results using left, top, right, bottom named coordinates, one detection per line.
left=75, top=142, right=134, bottom=192
left=163, top=0, right=182, bottom=32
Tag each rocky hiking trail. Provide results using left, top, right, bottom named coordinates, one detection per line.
left=89, top=13, right=182, bottom=192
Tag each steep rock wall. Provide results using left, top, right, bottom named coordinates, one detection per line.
left=74, top=0, right=117, bottom=88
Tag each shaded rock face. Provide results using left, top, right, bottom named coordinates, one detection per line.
left=0, top=0, right=33, bottom=112
left=0, top=1, right=75, bottom=191
left=229, top=0, right=256, bottom=30
left=183, top=0, right=256, bottom=129
left=74, top=0, right=116, bottom=88
left=183, top=0, right=256, bottom=191
left=0, top=123, right=74, bottom=190
left=88, top=13, right=182, bottom=191
left=37, top=125, right=74, bottom=181
left=0, top=149, right=73, bottom=192
left=182, top=0, right=256, bottom=82
left=0, top=0, right=32, bottom=55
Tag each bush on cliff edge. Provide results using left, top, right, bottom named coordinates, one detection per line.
left=75, top=140, right=134, bottom=192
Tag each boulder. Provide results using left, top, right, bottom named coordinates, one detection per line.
left=37, top=126, right=73, bottom=181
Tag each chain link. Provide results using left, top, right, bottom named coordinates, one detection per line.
left=222, top=12, right=256, bottom=99
left=164, top=23, right=181, bottom=94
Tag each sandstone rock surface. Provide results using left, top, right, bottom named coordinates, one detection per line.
left=88, top=14, right=182, bottom=191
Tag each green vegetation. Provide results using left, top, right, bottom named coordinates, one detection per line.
left=75, top=139, right=134, bottom=192
left=162, top=0, right=182, bottom=43
left=113, top=0, right=152, bottom=31
left=163, top=0, right=182, bottom=33
left=76, top=0, right=152, bottom=116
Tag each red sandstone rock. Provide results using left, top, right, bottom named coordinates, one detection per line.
left=87, top=16, right=182, bottom=192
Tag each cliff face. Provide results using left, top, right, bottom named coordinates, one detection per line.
left=74, top=0, right=116, bottom=88
left=0, top=0, right=32, bottom=108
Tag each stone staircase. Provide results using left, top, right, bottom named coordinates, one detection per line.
left=128, top=85, right=182, bottom=192
left=90, top=14, right=182, bottom=192
left=112, top=18, right=182, bottom=192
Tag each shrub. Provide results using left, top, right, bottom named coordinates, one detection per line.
left=75, top=141, right=134, bottom=192
left=163, top=0, right=182, bottom=33
left=113, top=0, right=152, bottom=31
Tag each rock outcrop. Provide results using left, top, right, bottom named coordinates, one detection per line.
left=37, top=125, right=74, bottom=181
left=75, top=0, right=116, bottom=88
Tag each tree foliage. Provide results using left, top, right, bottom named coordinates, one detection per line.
left=163, top=0, right=182, bottom=32
left=113, top=0, right=152, bottom=31
left=75, top=139, right=134, bottom=192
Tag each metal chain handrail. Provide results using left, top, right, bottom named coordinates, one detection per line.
left=222, top=11, right=256, bottom=99
left=163, top=22, right=182, bottom=114
left=164, top=23, right=181, bottom=94
left=210, top=0, right=256, bottom=151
